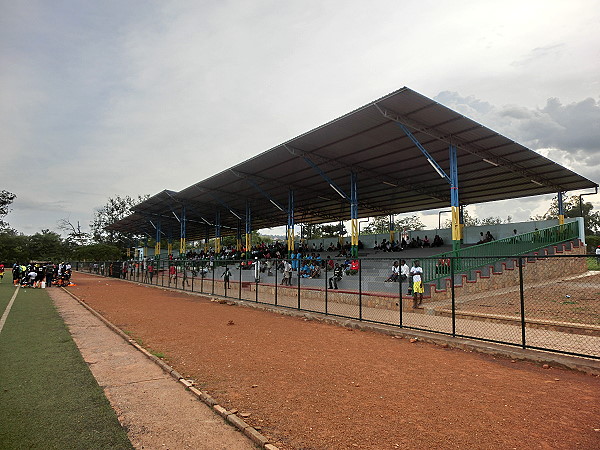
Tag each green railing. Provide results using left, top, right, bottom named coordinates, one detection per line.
left=422, top=221, right=579, bottom=285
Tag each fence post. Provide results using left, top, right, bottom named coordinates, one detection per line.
left=211, top=261, right=215, bottom=295
left=274, top=259, right=278, bottom=306
left=358, top=258, right=362, bottom=321
left=399, top=262, right=403, bottom=327
left=297, top=267, right=301, bottom=310
left=238, top=260, right=242, bottom=300
left=450, top=256, right=456, bottom=337
left=518, top=256, right=526, bottom=349
left=325, top=262, right=328, bottom=315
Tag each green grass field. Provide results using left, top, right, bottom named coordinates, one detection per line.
left=0, top=282, right=133, bottom=449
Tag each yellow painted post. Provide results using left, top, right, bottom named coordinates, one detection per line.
left=215, top=237, right=221, bottom=254
left=180, top=237, right=186, bottom=255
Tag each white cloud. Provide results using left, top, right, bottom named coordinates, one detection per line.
left=1, top=1, right=599, bottom=234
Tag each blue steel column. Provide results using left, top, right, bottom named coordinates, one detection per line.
left=389, top=215, right=395, bottom=244
left=179, top=206, right=186, bottom=256
left=245, top=202, right=252, bottom=253
left=236, top=219, right=242, bottom=252
left=215, top=211, right=222, bottom=254
left=350, top=172, right=359, bottom=257
left=557, top=191, right=565, bottom=225
left=449, top=144, right=461, bottom=252
left=287, top=190, right=295, bottom=256
left=155, top=220, right=161, bottom=259
left=204, top=225, right=210, bottom=253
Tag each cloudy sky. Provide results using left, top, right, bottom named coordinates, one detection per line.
left=1, top=0, right=599, bottom=236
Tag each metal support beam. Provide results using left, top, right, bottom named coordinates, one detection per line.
left=396, top=122, right=451, bottom=183
left=236, top=219, right=242, bottom=251
left=389, top=215, right=395, bottom=243
left=350, top=172, right=359, bottom=257
left=155, top=220, right=161, bottom=258
left=179, top=205, right=186, bottom=255
left=204, top=225, right=210, bottom=253
left=215, top=210, right=222, bottom=254
left=194, top=185, right=242, bottom=220
left=375, top=103, right=564, bottom=191
left=245, top=202, right=252, bottom=252
left=287, top=190, right=295, bottom=256
left=558, top=191, right=565, bottom=225
left=449, top=144, right=461, bottom=251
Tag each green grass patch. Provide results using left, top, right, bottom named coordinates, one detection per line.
left=150, top=350, right=166, bottom=359
left=586, top=257, right=600, bottom=270
left=0, top=283, right=133, bottom=449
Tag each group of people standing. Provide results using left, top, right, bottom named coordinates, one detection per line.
left=384, top=259, right=424, bottom=308
left=9, top=262, right=72, bottom=288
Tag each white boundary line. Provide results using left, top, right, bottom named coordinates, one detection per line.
left=0, top=287, right=19, bottom=334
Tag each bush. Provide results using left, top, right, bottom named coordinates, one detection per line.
left=585, top=235, right=600, bottom=253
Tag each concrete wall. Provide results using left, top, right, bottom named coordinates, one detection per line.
left=303, top=218, right=582, bottom=249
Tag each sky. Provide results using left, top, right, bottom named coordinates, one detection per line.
left=1, top=0, right=599, bottom=237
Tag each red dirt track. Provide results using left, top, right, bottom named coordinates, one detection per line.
left=69, top=273, right=600, bottom=449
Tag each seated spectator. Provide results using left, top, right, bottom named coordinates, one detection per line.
left=422, top=236, right=430, bottom=247
left=329, top=264, right=343, bottom=289
left=385, top=261, right=400, bottom=282
left=433, top=235, right=443, bottom=247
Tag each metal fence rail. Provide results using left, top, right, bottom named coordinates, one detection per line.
left=76, top=252, right=600, bottom=359
left=422, top=221, right=579, bottom=286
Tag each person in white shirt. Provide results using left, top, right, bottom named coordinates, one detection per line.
left=400, top=259, right=410, bottom=282
left=410, top=260, right=424, bottom=308
left=596, top=245, right=600, bottom=263
left=385, top=261, right=400, bottom=282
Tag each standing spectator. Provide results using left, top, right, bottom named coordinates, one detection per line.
left=12, top=264, right=20, bottom=286
left=46, top=263, right=54, bottom=288
left=385, top=261, right=400, bottom=282
left=222, top=266, right=232, bottom=289
left=253, top=257, right=261, bottom=283
left=596, top=245, right=600, bottom=264
left=410, top=260, right=424, bottom=309
left=147, top=262, right=154, bottom=284
left=169, top=264, right=176, bottom=284
left=281, top=260, right=292, bottom=286
left=0, top=263, right=4, bottom=283
left=329, top=263, right=343, bottom=289
left=400, top=259, right=410, bottom=282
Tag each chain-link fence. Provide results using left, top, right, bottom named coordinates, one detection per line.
left=75, top=253, right=600, bottom=359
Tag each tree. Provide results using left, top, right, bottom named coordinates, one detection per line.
left=320, top=223, right=347, bottom=237
left=0, top=190, right=16, bottom=229
left=363, top=215, right=424, bottom=235
left=443, top=209, right=512, bottom=228
left=58, top=218, right=91, bottom=246
left=531, top=194, right=600, bottom=235
left=90, top=194, right=149, bottom=245
left=71, top=243, right=123, bottom=261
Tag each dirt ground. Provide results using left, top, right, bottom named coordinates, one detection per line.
left=456, top=272, right=600, bottom=325
left=68, top=273, right=600, bottom=449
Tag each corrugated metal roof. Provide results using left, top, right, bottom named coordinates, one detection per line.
left=108, top=87, right=597, bottom=240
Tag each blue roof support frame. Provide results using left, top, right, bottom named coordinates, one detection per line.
left=195, top=185, right=242, bottom=221
left=287, top=189, right=294, bottom=255
left=245, top=201, right=252, bottom=252
left=350, top=172, right=359, bottom=257
left=215, top=210, right=222, bottom=253
left=396, top=123, right=451, bottom=183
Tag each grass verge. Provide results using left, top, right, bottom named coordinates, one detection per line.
left=0, top=283, right=133, bottom=449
